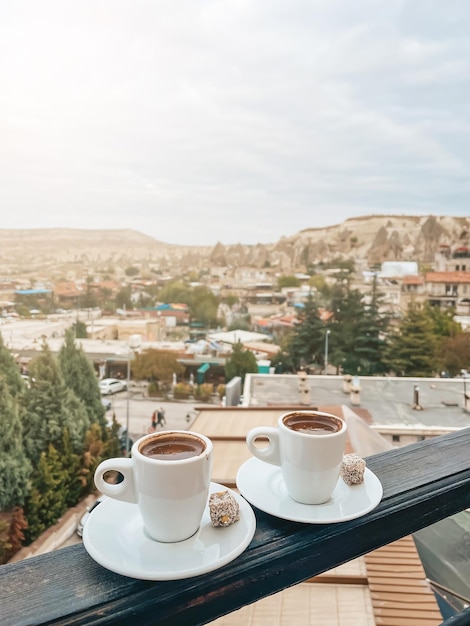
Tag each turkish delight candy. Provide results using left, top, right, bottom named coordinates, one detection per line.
left=209, top=490, right=240, bottom=527
left=340, top=453, right=366, bottom=486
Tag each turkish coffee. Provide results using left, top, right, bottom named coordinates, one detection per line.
left=283, top=413, right=342, bottom=435
left=140, top=433, right=206, bottom=460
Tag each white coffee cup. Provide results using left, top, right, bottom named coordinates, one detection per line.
left=246, top=411, right=347, bottom=505
left=94, top=430, right=213, bottom=543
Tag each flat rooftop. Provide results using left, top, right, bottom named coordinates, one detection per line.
left=243, top=374, right=470, bottom=429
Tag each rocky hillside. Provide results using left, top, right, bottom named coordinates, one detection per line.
left=0, top=215, right=469, bottom=277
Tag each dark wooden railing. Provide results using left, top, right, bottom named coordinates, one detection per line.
left=1, top=427, right=469, bottom=626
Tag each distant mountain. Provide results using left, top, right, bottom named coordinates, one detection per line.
left=0, top=215, right=469, bottom=277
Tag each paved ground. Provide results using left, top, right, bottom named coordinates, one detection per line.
left=105, top=392, right=205, bottom=444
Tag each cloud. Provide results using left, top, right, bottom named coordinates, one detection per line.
left=0, top=1, right=469, bottom=245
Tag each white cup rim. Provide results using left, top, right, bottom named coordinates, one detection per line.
left=132, top=430, right=212, bottom=464
left=279, top=410, right=346, bottom=437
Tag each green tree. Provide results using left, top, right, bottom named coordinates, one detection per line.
left=158, top=280, right=192, bottom=305
left=440, top=332, right=470, bottom=377
left=115, top=286, right=133, bottom=310
left=384, top=305, right=437, bottom=376
left=125, top=266, right=139, bottom=277
left=189, top=286, right=219, bottom=327
left=308, top=274, right=326, bottom=292
left=225, top=342, right=258, bottom=382
left=222, top=293, right=238, bottom=307
left=60, top=429, right=82, bottom=507
left=132, top=349, right=185, bottom=388
left=80, top=275, right=98, bottom=309
left=0, top=333, right=26, bottom=397
left=0, top=377, right=32, bottom=510
left=23, top=444, right=70, bottom=543
left=425, top=304, right=461, bottom=341
left=277, top=275, right=301, bottom=289
left=327, top=278, right=367, bottom=374
left=58, top=328, right=106, bottom=428
left=288, top=295, right=325, bottom=370
left=71, top=319, right=87, bottom=339
left=80, top=423, right=111, bottom=494
left=269, top=331, right=295, bottom=373
left=23, top=343, right=90, bottom=464
left=352, top=275, right=389, bottom=375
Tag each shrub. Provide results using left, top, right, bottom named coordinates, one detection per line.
left=173, top=382, right=192, bottom=399
left=194, top=383, right=213, bottom=401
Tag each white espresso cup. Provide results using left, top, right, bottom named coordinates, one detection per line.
left=94, top=430, right=213, bottom=543
left=246, top=411, right=347, bottom=505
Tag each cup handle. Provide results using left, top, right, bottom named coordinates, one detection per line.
left=246, top=427, right=281, bottom=466
left=94, top=458, right=137, bottom=504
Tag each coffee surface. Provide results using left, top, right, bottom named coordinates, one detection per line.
left=140, top=434, right=205, bottom=460
left=283, top=413, right=341, bottom=435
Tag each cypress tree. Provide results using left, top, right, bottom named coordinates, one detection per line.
left=58, top=328, right=106, bottom=428
left=23, top=444, right=70, bottom=543
left=0, top=333, right=26, bottom=397
left=23, top=343, right=90, bottom=464
left=60, top=429, right=82, bottom=507
left=0, top=377, right=32, bottom=510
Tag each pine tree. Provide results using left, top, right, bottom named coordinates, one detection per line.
left=0, top=377, right=32, bottom=510
left=353, top=275, right=389, bottom=375
left=329, top=282, right=366, bottom=374
left=58, top=328, right=106, bottom=428
left=384, top=305, right=437, bottom=376
left=289, top=294, right=325, bottom=369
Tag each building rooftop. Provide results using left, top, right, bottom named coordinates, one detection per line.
left=243, top=374, right=470, bottom=430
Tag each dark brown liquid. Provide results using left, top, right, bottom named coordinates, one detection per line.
left=283, top=413, right=342, bottom=435
left=140, top=434, right=206, bottom=460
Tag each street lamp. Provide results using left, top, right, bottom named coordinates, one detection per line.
left=462, top=369, right=469, bottom=413
left=125, top=334, right=142, bottom=455
left=324, top=329, right=331, bottom=375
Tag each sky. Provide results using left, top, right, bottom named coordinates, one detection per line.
left=1, top=1, right=470, bottom=246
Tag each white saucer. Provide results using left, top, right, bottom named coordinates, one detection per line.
left=83, top=483, right=256, bottom=580
left=236, top=457, right=383, bottom=524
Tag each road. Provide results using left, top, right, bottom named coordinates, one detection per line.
left=105, top=391, right=202, bottom=443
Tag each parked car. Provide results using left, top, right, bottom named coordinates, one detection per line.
left=99, top=378, right=127, bottom=395
left=76, top=496, right=107, bottom=537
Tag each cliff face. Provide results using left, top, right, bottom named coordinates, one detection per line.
left=0, top=215, right=469, bottom=277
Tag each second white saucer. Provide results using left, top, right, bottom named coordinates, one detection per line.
left=236, top=457, right=383, bottom=524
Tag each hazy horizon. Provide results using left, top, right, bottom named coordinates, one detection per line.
left=2, top=2, right=470, bottom=246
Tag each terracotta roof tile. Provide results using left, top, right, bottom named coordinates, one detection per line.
left=402, top=275, right=424, bottom=285
left=425, top=271, right=470, bottom=283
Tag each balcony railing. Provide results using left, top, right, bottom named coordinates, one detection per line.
left=1, top=427, right=470, bottom=626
